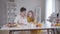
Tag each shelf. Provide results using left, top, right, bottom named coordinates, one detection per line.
left=7, top=2, right=17, bottom=23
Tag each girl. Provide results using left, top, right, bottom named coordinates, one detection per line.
left=27, top=10, right=42, bottom=34
left=27, top=11, right=35, bottom=23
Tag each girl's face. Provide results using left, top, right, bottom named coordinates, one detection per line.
left=28, top=12, right=33, bottom=17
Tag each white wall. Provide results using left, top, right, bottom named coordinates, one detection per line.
left=55, top=0, right=60, bottom=13
left=15, top=0, right=45, bottom=21
left=0, top=0, right=8, bottom=34
left=45, top=0, right=55, bottom=21
left=0, top=0, right=7, bottom=26
left=15, top=0, right=41, bottom=12
left=55, top=0, right=60, bottom=17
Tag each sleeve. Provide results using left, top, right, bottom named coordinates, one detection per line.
left=14, top=15, right=19, bottom=23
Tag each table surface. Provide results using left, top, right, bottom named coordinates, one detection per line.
left=0, top=21, right=60, bottom=30
left=0, top=24, right=60, bottom=31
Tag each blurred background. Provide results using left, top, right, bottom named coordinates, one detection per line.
left=0, top=0, right=60, bottom=27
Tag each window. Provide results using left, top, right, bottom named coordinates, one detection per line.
left=45, top=0, right=55, bottom=21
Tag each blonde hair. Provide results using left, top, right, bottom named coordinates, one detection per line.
left=27, top=10, right=34, bottom=19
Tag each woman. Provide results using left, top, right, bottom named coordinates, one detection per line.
left=27, top=10, right=42, bottom=34
left=27, top=11, right=35, bottom=23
